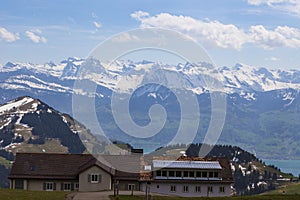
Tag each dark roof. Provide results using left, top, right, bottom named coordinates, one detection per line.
left=8, top=153, right=115, bottom=180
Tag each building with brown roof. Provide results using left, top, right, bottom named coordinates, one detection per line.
left=8, top=153, right=139, bottom=192
left=9, top=153, right=233, bottom=196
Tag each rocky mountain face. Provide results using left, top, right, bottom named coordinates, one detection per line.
left=0, top=96, right=95, bottom=156
left=1, top=58, right=300, bottom=159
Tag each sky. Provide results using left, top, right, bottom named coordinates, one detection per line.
left=1, top=0, right=300, bottom=69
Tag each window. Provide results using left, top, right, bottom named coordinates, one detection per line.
left=156, top=170, right=162, bottom=176
left=183, top=171, right=189, bottom=177
left=209, top=172, right=214, bottom=178
left=168, top=171, right=175, bottom=177
left=170, top=185, right=176, bottom=192
left=195, top=186, right=201, bottom=193
left=196, top=171, right=201, bottom=177
left=75, top=182, right=79, bottom=190
left=175, top=171, right=181, bottom=177
left=214, top=172, right=219, bottom=178
left=162, top=170, right=167, bottom=177
left=44, top=182, right=55, bottom=191
left=63, top=183, right=71, bottom=191
left=15, top=179, right=24, bottom=189
left=128, top=184, right=135, bottom=191
left=88, top=174, right=101, bottom=183
left=157, top=185, right=159, bottom=189
left=189, top=171, right=194, bottom=178
left=208, top=186, right=213, bottom=193
left=183, top=185, right=189, bottom=192
left=219, top=186, right=225, bottom=193
left=202, top=172, right=207, bottom=177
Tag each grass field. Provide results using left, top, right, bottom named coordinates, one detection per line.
left=0, top=189, right=69, bottom=200
left=110, top=195, right=300, bottom=200
left=263, top=183, right=300, bottom=195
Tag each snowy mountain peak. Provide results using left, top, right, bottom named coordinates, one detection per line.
left=0, top=96, right=99, bottom=157
left=4, top=62, right=17, bottom=68
left=1, top=58, right=300, bottom=99
left=0, top=96, right=39, bottom=114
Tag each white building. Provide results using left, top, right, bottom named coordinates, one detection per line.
left=141, top=157, right=233, bottom=197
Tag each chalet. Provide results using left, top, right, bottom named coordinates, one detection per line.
left=9, top=153, right=233, bottom=197
left=8, top=153, right=140, bottom=192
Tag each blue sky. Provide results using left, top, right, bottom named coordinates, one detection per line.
left=1, top=0, right=300, bottom=69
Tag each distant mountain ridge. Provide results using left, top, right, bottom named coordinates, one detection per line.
left=1, top=58, right=300, bottom=159
left=2, top=57, right=300, bottom=95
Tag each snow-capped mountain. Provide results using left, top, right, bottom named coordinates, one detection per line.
left=1, top=58, right=300, bottom=159
left=1, top=57, right=300, bottom=97
left=0, top=96, right=101, bottom=155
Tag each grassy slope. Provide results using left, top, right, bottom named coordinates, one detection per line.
left=0, top=189, right=69, bottom=200
left=0, top=157, right=12, bottom=168
left=263, top=183, right=300, bottom=195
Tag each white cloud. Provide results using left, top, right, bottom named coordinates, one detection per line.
left=25, top=29, right=47, bottom=43
left=249, top=25, right=300, bottom=49
left=247, top=0, right=294, bottom=6
left=0, top=27, right=19, bottom=42
left=93, top=21, right=102, bottom=29
left=131, top=11, right=248, bottom=50
left=247, top=0, right=300, bottom=16
left=131, top=11, right=300, bottom=50
left=130, top=11, right=150, bottom=20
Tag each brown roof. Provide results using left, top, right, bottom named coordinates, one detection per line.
left=9, top=153, right=233, bottom=183
left=102, top=155, right=141, bottom=180
left=8, top=153, right=115, bottom=180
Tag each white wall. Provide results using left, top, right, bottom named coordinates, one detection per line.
left=141, top=182, right=231, bottom=197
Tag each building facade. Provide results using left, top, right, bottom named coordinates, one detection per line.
left=9, top=153, right=233, bottom=197
left=140, top=159, right=233, bottom=197
left=8, top=153, right=138, bottom=192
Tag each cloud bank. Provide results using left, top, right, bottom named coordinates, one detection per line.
left=131, top=11, right=300, bottom=50
left=247, top=0, right=300, bottom=17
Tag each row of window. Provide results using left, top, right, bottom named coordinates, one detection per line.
left=43, top=182, right=79, bottom=191
left=155, top=170, right=219, bottom=178
left=162, top=185, right=225, bottom=193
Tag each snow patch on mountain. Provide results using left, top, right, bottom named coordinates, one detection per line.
left=0, top=96, right=35, bottom=113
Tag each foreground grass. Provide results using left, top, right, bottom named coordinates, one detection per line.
left=0, top=189, right=69, bottom=200
left=264, top=183, right=300, bottom=195
left=110, top=195, right=300, bottom=200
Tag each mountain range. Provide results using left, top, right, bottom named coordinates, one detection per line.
left=1, top=57, right=300, bottom=159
